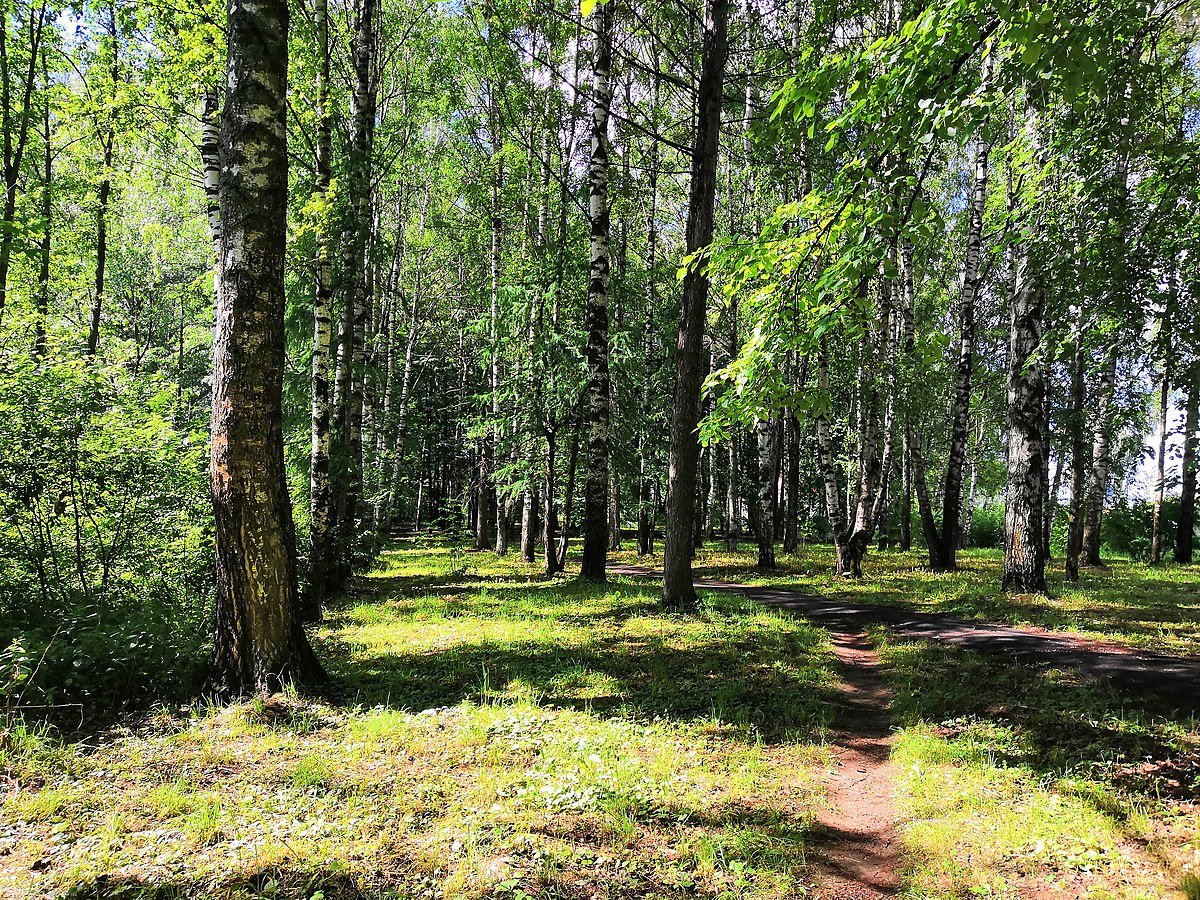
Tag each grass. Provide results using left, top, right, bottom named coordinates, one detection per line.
left=0, top=540, right=835, bottom=899
left=875, top=628, right=1199, bottom=898
left=621, top=543, right=1200, bottom=656
left=2, top=536, right=1198, bottom=898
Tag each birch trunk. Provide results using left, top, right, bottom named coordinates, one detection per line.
left=580, top=0, right=615, bottom=581
left=305, top=0, right=334, bottom=620
left=210, top=0, right=323, bottom=695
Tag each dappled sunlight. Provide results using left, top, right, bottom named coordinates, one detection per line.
left=1, top=542, right=837, bottom=899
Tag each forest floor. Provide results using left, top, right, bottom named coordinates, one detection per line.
left=2, top=539, right=1199, bottom=899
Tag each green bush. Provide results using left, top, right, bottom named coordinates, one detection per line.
left=0, top=356, right=212, bottom=710
left=968, top=503, right=1004, bottom=549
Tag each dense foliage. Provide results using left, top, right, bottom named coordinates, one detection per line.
left=0, top=0, right=1197, bottom=705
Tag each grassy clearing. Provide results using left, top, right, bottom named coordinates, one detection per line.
left=626, top=543, right=1200, bottom=655
left=0, top=541, right=835, bottom=899
left=3, top=537, right=1198, bottom=898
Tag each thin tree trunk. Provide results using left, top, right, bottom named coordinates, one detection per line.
left=783, top=401, right=801, bottom=553
left=754, top=417, right=776, bottom=568
left=34, top=60, right=49, bottom=357
left=558, top=424, right=581, bottom=570
left=334, top=0, right=379, bottom=581
left=1150, top=354, right=1171, bottom=564
left=1081, top=347, right=1117, bottom=567
left=1064, top=322, right=1088, bottom=581
left=662, top=0, right=728, bottom=610
left=816, top=341, right=848, bottom=573
left=1176, top=370, right=1199, bottom=564
left=544, top=428, right=560, bottom=573
left=0, top=0, right=49, bottom=318
left=936, top=132, right=991, bottom=569
left=85, top=131, right=114, bottom=356
left=305, top=0, right=334, bottom=620
left=210, top=0, right=323, bottom=695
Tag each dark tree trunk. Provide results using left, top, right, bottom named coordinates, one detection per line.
left=1150, top=352, right=1171, bottom=564
left=581, top=0, right=615, bottom=582
left=815, top=342, right=849, bottom=573
left=754, top=418, right=776, bottom=568
left=1002, top=222, right=1047, bottom=594
left=34, top=68, right=50, bottom=357
left=662, top=0, right=728, bottom=610
left=935, top=134, right=991, bottom=569
left=557, top=425, right=581, bottom=570
left=85, top=131, right=114, bottom=356
left=210, top=0, right=323, bottom=696
left=900, top=436, right=912, bottom=551
left=544, top=429, right=561, bottom=574
left=1064, top=327, right=1088, bottom=581
left=333, top=0, right=379, bottom=581
left=0, top=0, right=48, bottom=318
left=636, top=81, right=658, bottom=559
left=782, top=407, right=801, bottom=554
left=1176, top=371, right=1199, bottom=564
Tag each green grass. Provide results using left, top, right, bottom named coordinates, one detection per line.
left=640, top=542, right=1200, bottom=655
left=3, top=537, right=1198, bottom=898
left=874, top=628, right=1199, bottom=898
left=0, top=540, right=835, bottom=899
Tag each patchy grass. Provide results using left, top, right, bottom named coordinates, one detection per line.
left=874, top=628, right=1199, bottom=899
left=4, top=536, right=1198, bottom=898
left=627, top=542, right=1200, bottom=655
left=0, top=540, right=834, bottom=899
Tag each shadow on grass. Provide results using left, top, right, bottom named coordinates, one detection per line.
left=57, top=864, right=415, bottom=899
left=881, top=634, right=1200, bottom=809
left=687, top=543, right=1200, bottom=651
left=317, top=578, right=837, bottom=744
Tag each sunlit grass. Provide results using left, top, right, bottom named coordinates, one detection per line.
left=0, top=540, right=833, bottom=899
left=631, top=541, right=1200, bottom=655
left=875, top=628, right=1198, bottom=899
left=3, top=537, right=1198, bottom=898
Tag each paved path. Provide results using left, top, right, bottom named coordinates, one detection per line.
left=610, top=565, right=1200, bottom=709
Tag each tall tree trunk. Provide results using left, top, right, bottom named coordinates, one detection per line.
left=34, top=63, right=49, bottom=357
left=490, top=122, right=507, bottom=556
left=815, top=341, right=848, bottom=573
left=662, top=0, right=728, bottom=610
left=581, top=0, right=615, bottom=582
left=1064, top=324, right=1088, bottom=581
left=557, top=425, right=581, bottom=570
left=0, top=0, right=49, bottom=318
left=724, top=296, right=739, bottom=551
left=85, top=131, right=114, bottom=356
left=1080, top=347, right=1117, bottom=567
left=1150, top=354, right=1171, bottom=565
left=334, top=0, right=379, bottom=581
left=547, top=427, right=559, bottom=571
left=1002, top=189, right=1048, bottom=592
left=636, top=105, right=658, bottom=558
left=754, top=417, right=776, bottom=568
left=783, top=404, right=801, bottom=554
left=936, top=133, right=991, bottom=569
left=900, top=435, right=912, bottom=550
left=210, top=0, right=323, bottom=695
left=544, top=428, right=560, bottom=574
left=305, top=0, right=334, bottom=621
left=1176, top=370, right=1199, bottom=564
